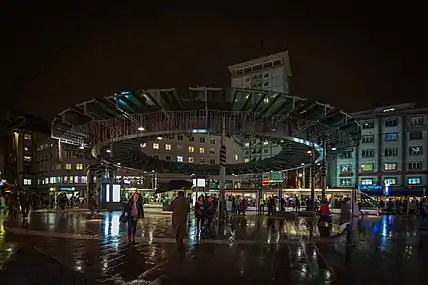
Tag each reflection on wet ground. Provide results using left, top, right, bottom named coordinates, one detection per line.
left=1, top=213, right=427, bottom=284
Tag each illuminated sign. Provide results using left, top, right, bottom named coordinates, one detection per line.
left=192, top=129, right=208, bottom=133
left=357, top=185, right=383, bottom=191
left=60, top=187, right=75, bottom=191
left=262, top=179, right=283, bottom=184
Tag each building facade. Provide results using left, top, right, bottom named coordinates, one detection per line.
left=329, top=103, right=428, bottom=194
left=228, top=51, right=292, bottom=181
left=0, top=112, right=49, bottom=190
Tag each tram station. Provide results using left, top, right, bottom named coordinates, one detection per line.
left=51, top=87, right=361, bottom=211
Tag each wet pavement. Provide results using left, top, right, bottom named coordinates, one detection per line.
left=0, top=212, right=427, bottom=284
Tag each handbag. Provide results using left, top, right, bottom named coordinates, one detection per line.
left=119, top=212, right=128, bottom=224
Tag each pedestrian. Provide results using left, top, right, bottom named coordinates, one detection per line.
left=123, top=193, right=144, bottom=244
left=194, top=196, right=205, bottom=230
left=169, top=191, right=190, bottom=250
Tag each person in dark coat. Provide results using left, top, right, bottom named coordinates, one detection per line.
left=169, top=191, right=190, bottom=250
left=123, top=192, right=144, bottom=244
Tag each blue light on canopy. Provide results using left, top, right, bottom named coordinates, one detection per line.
left=120, top=92, right=130, bottom=95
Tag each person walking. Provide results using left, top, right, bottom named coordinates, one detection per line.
left=169, top=191, right=190, bottom=250
left=123, top=193, right=144, bottom=244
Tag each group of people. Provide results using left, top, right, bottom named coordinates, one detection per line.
left=121, top=191, right=190, bottom=250
left=0, top=191, right=32, bottom=225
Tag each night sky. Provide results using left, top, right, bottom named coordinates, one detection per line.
left=5, top=3, right=426, bottom=121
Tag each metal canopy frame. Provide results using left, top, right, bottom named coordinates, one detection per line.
left=51, top=87, right=361, bottom=174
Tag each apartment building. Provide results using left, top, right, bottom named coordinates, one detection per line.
left=228, top=51, right=292, bottom=181
left=329, top=103, right=428, bottom=195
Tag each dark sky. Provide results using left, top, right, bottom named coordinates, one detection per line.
left=4, top=3, right=427, bottom=121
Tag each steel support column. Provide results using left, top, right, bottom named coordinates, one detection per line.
left=321, top=139, right=327, bottom=201
left=219, top=117, right=226, bottom=219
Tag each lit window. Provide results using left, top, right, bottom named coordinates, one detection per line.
left=24, top=133, right=32, bottom=140
left=384, top=133, right=398, bottom=142
left=165, top=144, right=171, bottom=150
left=200, top=148, right=205, bottom=154
left=384, top=163, right=397, bottom=171
left=244, top=143, right=250, bottom=147
left=384, top=178, right=397, bottom=185
left=360, top=164, right=374, bottom=171
left=23, top=178, right=32, bottom=185
left=153, top=143, right=159, bottom=149
left=408, top=177, right=421, bottom=185
left=141, top=143, right=146, bottom=148
left=189, top=157, right=194, bottom=163
left=76, top=163, right=83, bottom=170
left=23, top=156, right=32, bottom=162
left=65, top=164, right=72, bottom=170
left=244, top=158, right=249, bottom=163
left=263, top=141, right=269, bottom=145
left=361, top=178, right=373, bottom=185
left=234, top=154, right=239, bottom=160
left=177, top=156, right=183, bottom=162
left=339, top=179, right=352, bottom=186
left=189, top=146, right=194, bottom=152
